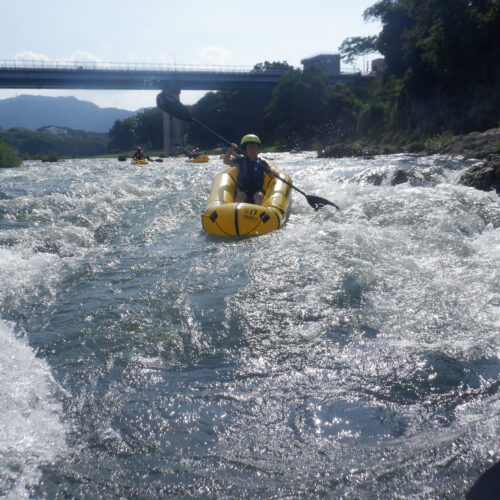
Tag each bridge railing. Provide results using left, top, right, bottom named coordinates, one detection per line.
left=0, top=59, right=363, bottom=75
left=0, top=59, right=286, bottom=74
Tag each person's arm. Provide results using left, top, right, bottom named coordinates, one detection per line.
left=259, top=157, right=278, bottom=178
left=223, top=143, right=239, bottom=166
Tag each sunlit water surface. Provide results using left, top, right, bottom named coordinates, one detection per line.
left=0, top=153, right=499, bottom=498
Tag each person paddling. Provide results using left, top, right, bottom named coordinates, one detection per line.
left=223, top=134, right=277, bottom=205
left=132, top=146, right=146, bottom=161
left=190, top=147, right=201, bottom=159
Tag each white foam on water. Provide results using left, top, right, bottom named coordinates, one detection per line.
left=0, top=246, right=61, bottom=310
left=470, top=224, right=500, bottom=328
left=0, top=320, right=68, bottom=499
left=0, top=156, right=497, bottom=497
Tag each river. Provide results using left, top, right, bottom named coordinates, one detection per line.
left=1, top=153, right=499, bottom=498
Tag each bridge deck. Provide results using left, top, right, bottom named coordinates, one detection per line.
left=0, top=60, right=363, bottom=91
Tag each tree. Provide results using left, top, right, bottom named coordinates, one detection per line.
left=20, top=134, right=58, bottom=155
left=187, top=89, right=274, bottom=148
left=108, top=108, right=165, bottom=152
left=265, top=68, right=364, bottom=147
left=325, top=83, right=362, bottom=141
left=108, top=117, right=137, bottom=152
left=363, top=0, right=416, bottom=78
left=0, top=139, right=21, bottom=167
left=265, top=68, right=329, bottom=146
left=349, top=0, right=500, bottom=136
left=134, top=108, right=163, bottom=150
left=339, top=36, right=378, bottom=64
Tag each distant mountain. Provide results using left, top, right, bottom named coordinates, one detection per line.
left=0, top=95, right=137, bottom=132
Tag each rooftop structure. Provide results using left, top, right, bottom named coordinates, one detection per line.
left=300, top=54, right=341, bottom=75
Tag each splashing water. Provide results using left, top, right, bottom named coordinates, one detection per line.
left=0, top=154, right=498, bottom=498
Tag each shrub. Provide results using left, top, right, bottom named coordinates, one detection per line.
left=40, top=151, right=60, bottom=162
left=0, top=140, right=21, bottom=167
left=407, top=141, right=426, bottom=153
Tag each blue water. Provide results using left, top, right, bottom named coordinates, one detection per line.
left=0, top=154, right=499, bottom=498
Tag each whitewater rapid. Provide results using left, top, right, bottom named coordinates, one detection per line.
left=0, top=154, right=498, bottom=498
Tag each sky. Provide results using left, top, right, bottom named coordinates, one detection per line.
left=0, top=0, right=381, bottom=111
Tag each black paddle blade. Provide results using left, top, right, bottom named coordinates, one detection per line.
left=156, top=90, right=193, bottom=122
left=306, top=195, right=340, bottom=211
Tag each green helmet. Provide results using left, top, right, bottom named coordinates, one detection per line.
left=240, top=134, right=261, bottom=147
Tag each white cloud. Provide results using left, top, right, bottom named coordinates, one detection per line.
left=199, top=45, right=232, bottom=66
left=67, top=50, right=112, bottom=69
left=14, top=51, right=50, bottom=61
left=67, top=50, right=103, bottom=63
left=12, top=50, right=110, bottom=68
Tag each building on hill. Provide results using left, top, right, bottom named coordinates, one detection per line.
left=301, top=54, right=341, bottom=75
left=40, top=126, right=69, bottom=135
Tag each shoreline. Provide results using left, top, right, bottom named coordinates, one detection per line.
left=318, top=128, right=500, bottom=195
left=319, top=127, right=500, bottom=160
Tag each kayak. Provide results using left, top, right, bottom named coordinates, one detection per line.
left=131, top=159, right=148, bottom=165
left=188, top=155, right=209, bottom=163
left=201, top=165, right=292, bottom=237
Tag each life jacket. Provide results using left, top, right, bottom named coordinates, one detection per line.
left=236, top=157, right=265, bottom=193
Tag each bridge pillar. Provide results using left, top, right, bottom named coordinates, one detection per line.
left=161, top=89, right=183, bottom=156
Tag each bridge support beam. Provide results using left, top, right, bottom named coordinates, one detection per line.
left=161, top=89, right=183, bottom=156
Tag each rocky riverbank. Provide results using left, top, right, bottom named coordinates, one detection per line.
left=319, top=127, right=500, bottom=160
left=319, top=128, right=500, bottom=194
left=423, top=128, right=500, bottom=159
left=458, top=154, right=500, bottom=194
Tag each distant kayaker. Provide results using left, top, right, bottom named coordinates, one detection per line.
left=223, top=134, right=277, bottom=205
left=189, top=147, right=201, bottom=159
left=132, top=146, right=146, bottom=161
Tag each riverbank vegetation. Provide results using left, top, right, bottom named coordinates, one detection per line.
left=0, top=126, right=108, bottom=160
left=0, top=139, right=21, bottom=167
left=340, top=0, right=499, bottom=140
left=108, top=108, right=163, bottom=153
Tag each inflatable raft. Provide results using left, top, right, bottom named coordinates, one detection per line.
left=188, top=155, right=209, bottom=163
left=201, top=165, right=292, bottom=236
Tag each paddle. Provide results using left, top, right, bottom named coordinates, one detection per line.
left=157, top=90, right=340, bottom=211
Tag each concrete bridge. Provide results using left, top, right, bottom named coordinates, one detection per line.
left=0, top=59, right=363, bottom=154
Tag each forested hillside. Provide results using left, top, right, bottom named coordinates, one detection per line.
left=340, top=0, right=500, bottom=140
left=0, top=126, right=108, bottom=158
